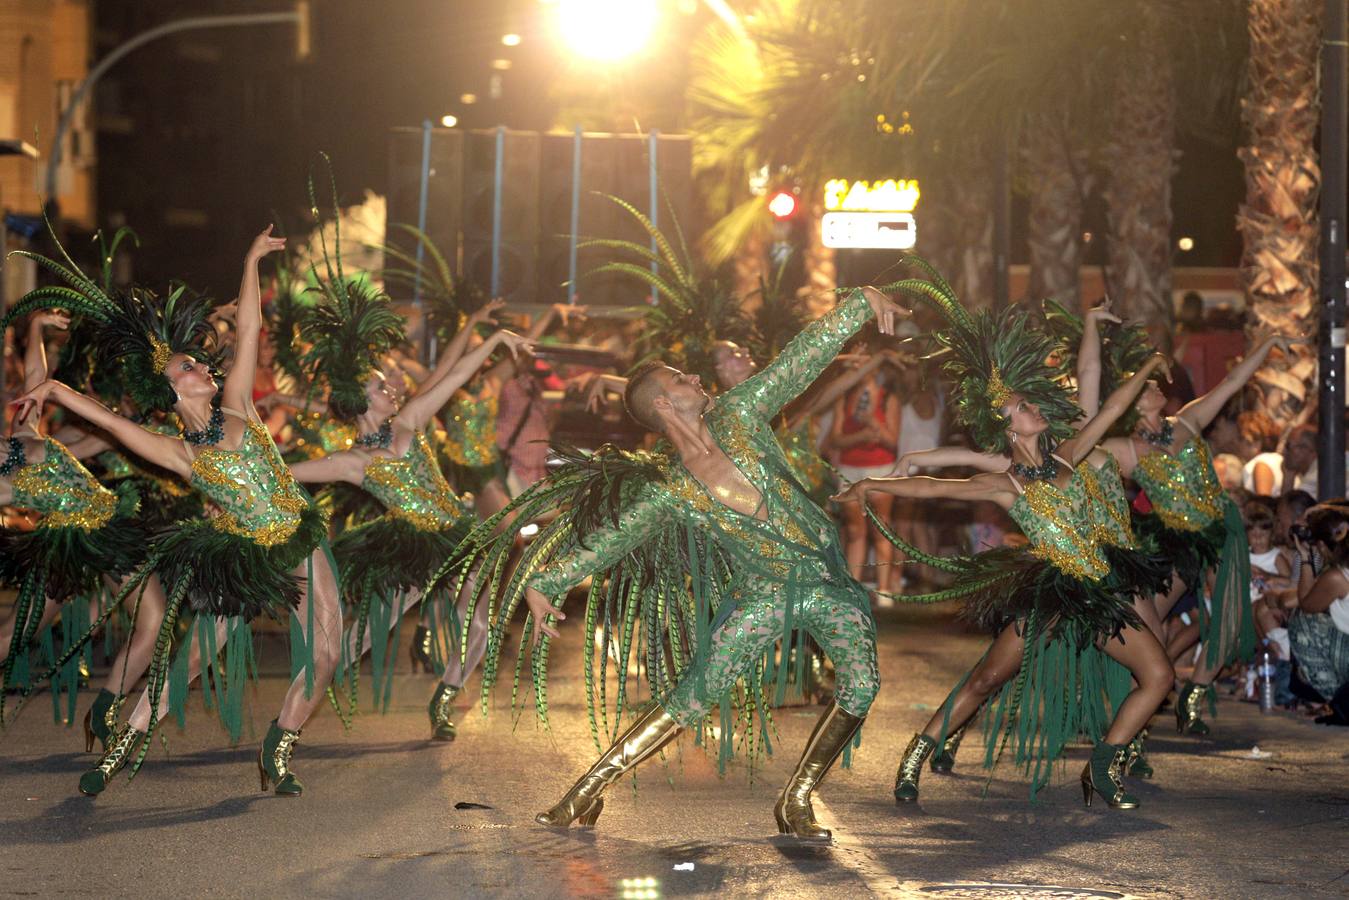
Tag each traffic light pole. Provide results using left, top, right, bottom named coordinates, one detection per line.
left=1319, top=0, right=1347, bottom=501
left=43, top=7, right=310, bottom=215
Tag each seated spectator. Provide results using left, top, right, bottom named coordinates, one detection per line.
left=1239, top=409, right=1284, bottom=496
left=1284, top=423, right=1349, bottom=500
left=1287, top=503, right=1349, bottom=723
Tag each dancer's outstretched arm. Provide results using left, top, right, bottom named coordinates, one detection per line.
left=833, top=471, right=1017, bottom=509
left=728, top=287, right=908, bottom=420
left=12, top=381, right=188, bottom=477
left=22, top=313, right=68, bottom=391
left=220, top=226, right=287, bottom=413
left=1176, top=335, right=1297, bottom=432
left=891, top=446, right=1009, bottom=476
left=437, top=298, right=504, bottom=371
left=1074, top=302, right=1122, bottom=420
left=289, top=450, right=365, bottom=486
left=396, top=330, right=532, bottom=433
left=1059, top=354, right=1170, bottom=465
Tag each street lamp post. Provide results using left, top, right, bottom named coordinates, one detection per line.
left=43, top=6, right=310, bottom=217
left=1319, top=0, right=1347, bottom=501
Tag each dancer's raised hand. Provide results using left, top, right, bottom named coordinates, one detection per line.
left=859, top=286, right=911, bottom=336
left=524, top=586, right=566, bottom=648
left=245, top=224, right=286, bottom=262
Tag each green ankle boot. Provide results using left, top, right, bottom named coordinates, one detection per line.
left=259, top=720, right=303, bottom=796
left=929, top=724, right=965, bottom=775
left=83, top=689, right=120, bottom=753
left=429, top=683, right=460, bottom=741
left=1175, top=681, right=1211, bottom=736
left=1125, top=728, right=1154, bottom=778
left=893, top=733, right=937, bottom=803
left=1081, top=740, right=1139, bottom=809
left=79, top=724, right=144, bottom=796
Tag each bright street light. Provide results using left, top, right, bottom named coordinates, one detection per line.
left=440, top=114, right=458, bottom=127
left=556, top=0, right=658, bottom=62
left=502, top=33, right=522, bottom=46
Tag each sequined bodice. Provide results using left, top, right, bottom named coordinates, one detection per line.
left=1081, top=455, right=1136, bottom=549
left=1134, top=436, right=1224, bottom=532
left=444, top=390, right=499, bottom=468
left=777, top=419, right=830, bottom=495
left=190, top=420, right=310, bottom=546
left=10, top=438, right=116, bottom=530
left=360, top=430, right=467, bottom=530
left=1009, top=462, right=1110, bottom=580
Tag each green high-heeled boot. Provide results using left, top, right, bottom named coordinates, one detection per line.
left=410, top=625, right=435, bottom=674
left=259, top=720, right=304, bottom=796
left=1125, top=728, right=1154, bottom=778
left=1175, top=681, right=1211, bottom=735
left=83, top=688, right=120, bottom=753
left=929, top=724, right=965, bottom=775
left=78, top=724, right=144, bottom=796
left=1080, top=740, right=1139, bottom=809
left=893, top=733, right=937, bottom=803
left=429, top=683, right=459, bottom=741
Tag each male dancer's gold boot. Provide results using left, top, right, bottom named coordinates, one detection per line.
left=774, top=701, right=865, bottom=840
left=535, top=702, right=679, bottom=828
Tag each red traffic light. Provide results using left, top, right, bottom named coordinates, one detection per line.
left=768, top=190, right=798, bottom=219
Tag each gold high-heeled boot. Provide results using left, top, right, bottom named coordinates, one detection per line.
left=535, top=702, right=679, bottom=828
left=774, top=701, right=865, bottom=840
left=78, top=724, right=145, bottom=796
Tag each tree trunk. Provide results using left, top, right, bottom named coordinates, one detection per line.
left=733, top=228, right=769, bottom=315
left=1239, top=0, right=1322, bottom=430
left=1024, top=114, right=1090, bottom=308
left=928, top=156, right=995, bottom=309
left=1102, top=8, right=1178, bottom=325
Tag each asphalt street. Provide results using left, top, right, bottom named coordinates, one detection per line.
left=1, top=600, right=1346, bottom=899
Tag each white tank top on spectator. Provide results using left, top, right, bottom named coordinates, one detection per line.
left=1250, top=548, right=1282, bottom=574
left=1242, top=451, right=1284, bottom=496
left=1329, top=568, right=1349, bottom=635
left=897, top=395, right=943, bottom=462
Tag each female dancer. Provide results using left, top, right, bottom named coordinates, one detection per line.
left=287, top=257, right=529, bottom=735
left=13, top=226, right=342, bottom=797
left=0, top=305, right=173, bottom=752
left=836, top=271, right=1174, bottom=809
left=1064, top=313, right=1292, bottom=735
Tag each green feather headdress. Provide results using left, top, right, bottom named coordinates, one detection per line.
left=1043, top=299, right=1154, bottom=437
left=3, top=224, right=217, bottom=413
left=583, top=194, right=752, bottom=382
left=379, top=223, right=486, bottom=347
left=298, top=155, right=406, bottom=421
left=892, top=255, right=1080, bottom=455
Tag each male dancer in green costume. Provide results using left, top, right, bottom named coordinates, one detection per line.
left=515, top=285, right=908, bottom=840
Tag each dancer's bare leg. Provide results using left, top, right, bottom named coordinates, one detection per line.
left=1100, top=623, right=1173, bottom=745
left=100, top=575, right=168, bottom=695
left=125, top=616, right=229, bottom=731
left=1152, top=575, right=1189, bottom=620
left=1132, top=595, right=1167, bottom=644
left=346, top=589, right=421, bottom=662
left=277, top=549, right=342, bottom=731
left=921, top=621, right=1025, bottom=738
left=441, top=569, right=489, bottom=688
left=870, top=493, right=897, bottom=593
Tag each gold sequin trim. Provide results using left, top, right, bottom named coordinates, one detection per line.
left=1018, top=481, right=1109, bottom=580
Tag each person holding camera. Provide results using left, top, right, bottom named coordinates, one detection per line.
left=1286, top=503, right=1349, bottom=724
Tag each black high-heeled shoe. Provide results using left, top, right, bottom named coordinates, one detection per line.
left=1081, top=740, right=1139, bottom=810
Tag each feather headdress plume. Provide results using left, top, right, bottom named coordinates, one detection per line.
left=4, top=223, right=217, bottom=412
left=298, top=154, right=407, bottom=421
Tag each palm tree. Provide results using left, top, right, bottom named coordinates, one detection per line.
left=1238, top=0, right=1322, bottom=430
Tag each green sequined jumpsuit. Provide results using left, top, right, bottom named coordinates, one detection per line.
left=530, top=289, right=881, bottom=722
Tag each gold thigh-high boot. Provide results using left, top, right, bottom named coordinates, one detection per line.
left=535, top=702, right=680, bottom=828
left=774, top=700, right=866, bottom=840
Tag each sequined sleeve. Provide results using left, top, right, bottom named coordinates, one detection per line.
left=722, top=288, right=873, bottom=419
left=530, top=488, right=671, bottom=597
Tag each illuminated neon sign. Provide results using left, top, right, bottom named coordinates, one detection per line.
left=823, top=179, right=920, bottom=213
left=822, top=178, right=920, bottom=249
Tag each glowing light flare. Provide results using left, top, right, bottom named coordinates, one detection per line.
left=768, top=190, right=798, bottom=219
left=440, top=114, right=458, bottom=127
left=501, top=33, right=522, bottom=46
left=1178, top=236, right=1195, bottom=252
left=823, top=178, right=920, bottom=213
left=556, top=0, right=659, bottom=62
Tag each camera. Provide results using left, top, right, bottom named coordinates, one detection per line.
left=1289, top=523, right=1312, bottom=543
